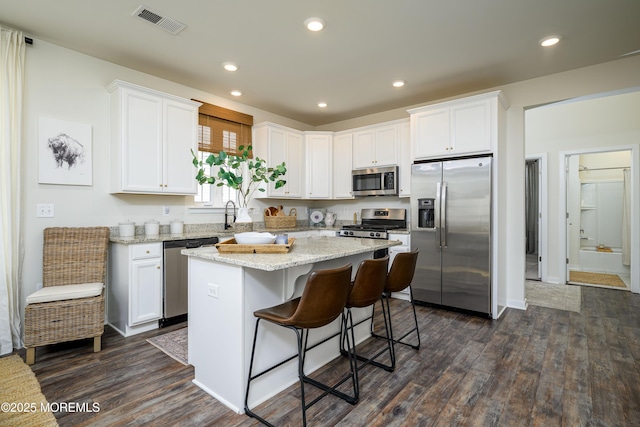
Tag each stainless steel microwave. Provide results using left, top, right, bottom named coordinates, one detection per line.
left=352, top=166, right=398, bottom=196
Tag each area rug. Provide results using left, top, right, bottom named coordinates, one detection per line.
left=0, top=354, right=58, bottom=426
left=146, top=327, right=188, bottom=365
left=525, top=280, right=581, bottom=313
left=569, top=271, right=627, bottom=288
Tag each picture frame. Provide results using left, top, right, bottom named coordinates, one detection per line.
left=38, top=117, right=92, bottom=186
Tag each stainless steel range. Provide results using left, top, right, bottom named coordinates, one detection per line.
left=339, top=208, right=407, bottom=239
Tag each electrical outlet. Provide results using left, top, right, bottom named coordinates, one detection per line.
left=343, top=207, right=348, bottom=215
left=207, top=283, right=219, bottom=298
left=163, top=206, right=170, bottom=215
left=37, top=204, right=55, bottom=218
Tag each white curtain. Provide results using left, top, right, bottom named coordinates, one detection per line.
left=622, top=168, right=631, bottom=266
left=0, top=26, right=25, bottom=355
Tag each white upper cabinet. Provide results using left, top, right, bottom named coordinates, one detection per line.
left=408, top=91, right=508, bottom=161
left=398, top=121, right=411, bottom=197
left=305, top=132, right=332, bottom=199
left=333, top=132, right=354, bottom=199
left=108, top=80, right=200, bottom=195
left=253, top=122, right=304, bottom=198
left=352, top=122, right=399, bottom=169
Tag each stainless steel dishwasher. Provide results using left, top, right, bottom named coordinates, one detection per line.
left=161, top=237, right=218, bottom=327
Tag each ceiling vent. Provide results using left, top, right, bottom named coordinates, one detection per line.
left=132, top=5, right=186, bottom=35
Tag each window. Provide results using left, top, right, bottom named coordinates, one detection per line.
left=192, top=100, right=253, bottom=206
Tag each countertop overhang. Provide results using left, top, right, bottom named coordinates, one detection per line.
left=181, top=236, right=401, bottom=271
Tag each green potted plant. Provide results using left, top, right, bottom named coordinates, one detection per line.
left=191, top=145, right=286, bottom=223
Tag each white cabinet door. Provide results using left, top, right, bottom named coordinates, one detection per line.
left=398, top=122, right=411, bottom=197
left=120, top=88, right=164, bottom=193
left=305, top=133, right=332, bottom=199
left=333, top=133, right=354, bottom=199
left=450, top=99, right=491, bottom=154
left=163, top=98, right=199, bottom=194
left=108, top=80, right=200, bottom=195
left=284, top=131, right=303, bottom=198
left=373, top=125, right=398, bottom=167
left=267, top=126, right=287, bottom=198
left=352, top=129, right=375, bottom=168
left=411, top=106, right=450, bottom=159
left=129, top=257, right=162, bottom=326
left=254, top=123, right=303, bottom=199
left=353, top=123, right=400, bottom=168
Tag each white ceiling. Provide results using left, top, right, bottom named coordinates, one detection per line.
left=1, top=0, right=639, bottom=126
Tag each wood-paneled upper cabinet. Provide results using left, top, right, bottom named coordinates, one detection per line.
left=352, top=123, right=399, bottom=169
left=333, top=132, right=354, bottom=199
left=253, top=122, right=303, bottom=198
left=305, top=132, right=332, bottom=199
left=408, top=91, right=508, bottom=160
left=108, top=80, right=201, bottom=195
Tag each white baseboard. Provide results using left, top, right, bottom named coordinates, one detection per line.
left=507, top=298, right=527, bottom=311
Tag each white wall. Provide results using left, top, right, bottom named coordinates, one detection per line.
left=18, top=37, right=640, bottom=324
left=525, top=90, right=640, bottom=285
left=20, top=40, right=312, bottom=310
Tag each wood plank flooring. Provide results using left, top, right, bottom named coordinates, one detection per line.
left=15, top=285, right=640, bottom=426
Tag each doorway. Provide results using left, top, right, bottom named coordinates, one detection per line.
left=525, top=158, right=540, bottom=280
left=565, top=149, right=632, bottom=289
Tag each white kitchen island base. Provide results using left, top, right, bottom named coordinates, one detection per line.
left=184, top=236, right=400, bottom=413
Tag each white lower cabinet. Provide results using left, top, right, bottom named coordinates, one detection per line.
left=388, top=233, right=411, bottom=300
left=109, top=242, right=163, bottom=337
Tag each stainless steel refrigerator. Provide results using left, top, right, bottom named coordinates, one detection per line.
left=411, top=156, right=492, bottom=315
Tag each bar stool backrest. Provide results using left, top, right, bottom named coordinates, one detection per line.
left=287, top=264, right=353, bottom=329
left=386, top=249, right=419, bottom=293
left=348, top=256, right=389, bottom=308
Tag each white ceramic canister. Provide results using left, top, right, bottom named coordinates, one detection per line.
left=170, top=219, right=184, bottom=234
left=118, top=221, right=135, bottom=237
left=145, top=220, right=160, bottom=237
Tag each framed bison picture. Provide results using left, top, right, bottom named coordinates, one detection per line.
left=38, top=117, right=92, bottom=186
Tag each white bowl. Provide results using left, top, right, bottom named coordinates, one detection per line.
left=234, top=232, right=276, bottom=245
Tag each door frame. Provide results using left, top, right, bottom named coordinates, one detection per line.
left=526, top=153, right=547, bottom=282
left=559, top=144, right=639, bottom=292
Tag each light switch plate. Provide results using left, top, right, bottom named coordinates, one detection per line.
left=207, top=283, right=219, bottom=298
left=37, top=204, right=55, bottom=218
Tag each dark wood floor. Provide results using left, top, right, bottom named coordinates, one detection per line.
left=16, top=285, right=640, bottom=426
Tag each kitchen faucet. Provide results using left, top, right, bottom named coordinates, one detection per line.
left=224, top=200, right=236, bottom=230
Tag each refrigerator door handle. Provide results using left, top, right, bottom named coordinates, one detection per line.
left=436, top=181, right=442, bottom=250
left=442, top=182, right=448, bottom=251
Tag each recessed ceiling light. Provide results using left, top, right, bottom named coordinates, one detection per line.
left=230, top=90, right=242, bottom=97
left=540, top=35, right=561, bottom=47
left=223, top=62, right=238, bottom=71
left=317, top=102, right=328, bottom=108
left=304, top=17, right=325, bottom=32
left=392, top=80, right=406, bottom=88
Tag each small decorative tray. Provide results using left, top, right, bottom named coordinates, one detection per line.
left=215, top=238, right=296, bottom=254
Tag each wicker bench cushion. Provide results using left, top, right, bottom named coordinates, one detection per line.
left=26, top=282, right=103, bottom=304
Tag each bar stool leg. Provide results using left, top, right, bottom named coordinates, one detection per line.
left=340, top=301, right=395, bottom=373
left=246, top=319, right=359, bottom=427
left=245, top=318, right=275, bottom=427
left=373, top=289, right=421, bottom=352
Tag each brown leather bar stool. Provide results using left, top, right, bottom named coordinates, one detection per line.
left=372, top=249, right=420, bottom=371
left=339, top=256, right=395, bottom=376
left=244, top=264, right=356, bottom=427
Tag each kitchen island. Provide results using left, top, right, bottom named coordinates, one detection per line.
left=182, top=236, right=401, bottom=413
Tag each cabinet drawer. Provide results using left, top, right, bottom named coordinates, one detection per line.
left=131, top=243, right=162, bottom=260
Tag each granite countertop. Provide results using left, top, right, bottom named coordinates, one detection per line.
left=181, top=236, right=401, bottom=271
left=109, top=226, right=343, bottom=244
